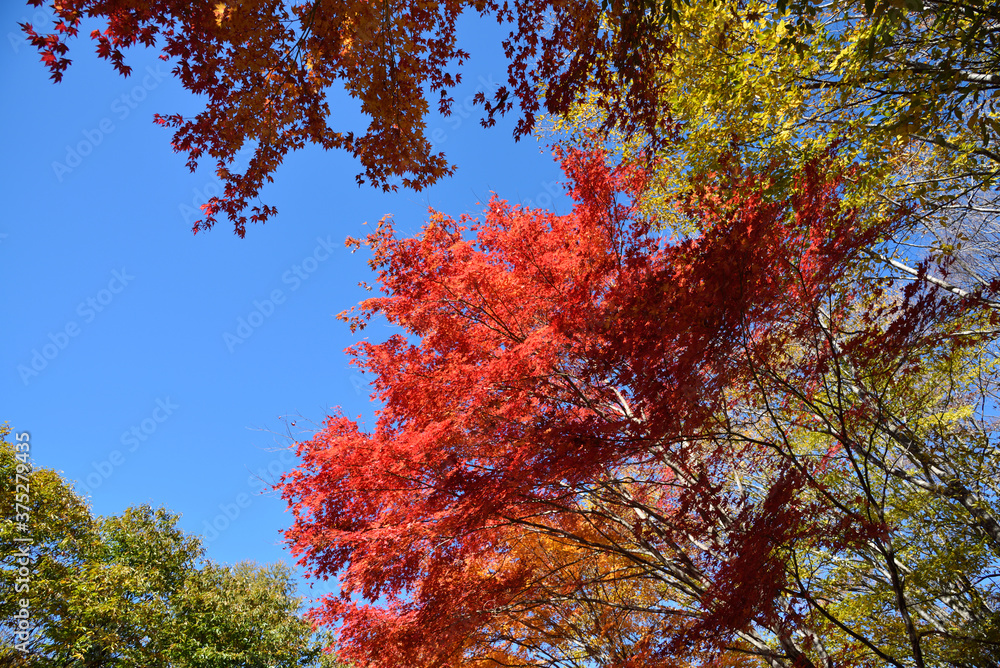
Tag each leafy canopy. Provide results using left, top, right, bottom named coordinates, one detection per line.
left=552, top=0, right=1000, bottom=280
left=23, top=0, right=672, bottom=236
left=0, top=425, right=341, bottom=668
left=279, top=148, right=1000, bottom=667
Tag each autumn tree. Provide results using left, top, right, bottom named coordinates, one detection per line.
left=279, top=149, right=1000, bottom=668
left=0, top=426, right=340, bottom=667
left=21, top=0, right=672, bottom=236
left=553, top=0, right=1000, bottom=292
left=21, top=0, right=1000, bottom=241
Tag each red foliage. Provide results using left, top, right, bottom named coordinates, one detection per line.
left=22, top=0, right=674, bottom=236
left=278, top=148, right=895, bottom=666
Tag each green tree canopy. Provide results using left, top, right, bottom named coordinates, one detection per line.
left=0, top=425, right=339, bottom=668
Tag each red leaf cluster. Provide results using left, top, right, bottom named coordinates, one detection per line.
left=279, top=148, right=894, bottom=667
left=22, top=0, right=674, bottom=236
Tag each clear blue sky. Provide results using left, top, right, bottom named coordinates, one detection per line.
left=1, top=2, right=571, bottom=601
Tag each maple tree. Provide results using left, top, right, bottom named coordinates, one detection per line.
left=279, top=148, right=1000, bottom=667
left=22, top=0, right=672, bottom=236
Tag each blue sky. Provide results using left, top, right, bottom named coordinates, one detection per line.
left=1, top=2, right=571, bottom=601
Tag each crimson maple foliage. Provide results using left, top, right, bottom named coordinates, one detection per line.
left=22, top=0, right=672, bottom=236
left=276, top=149, right=986, bottom=667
